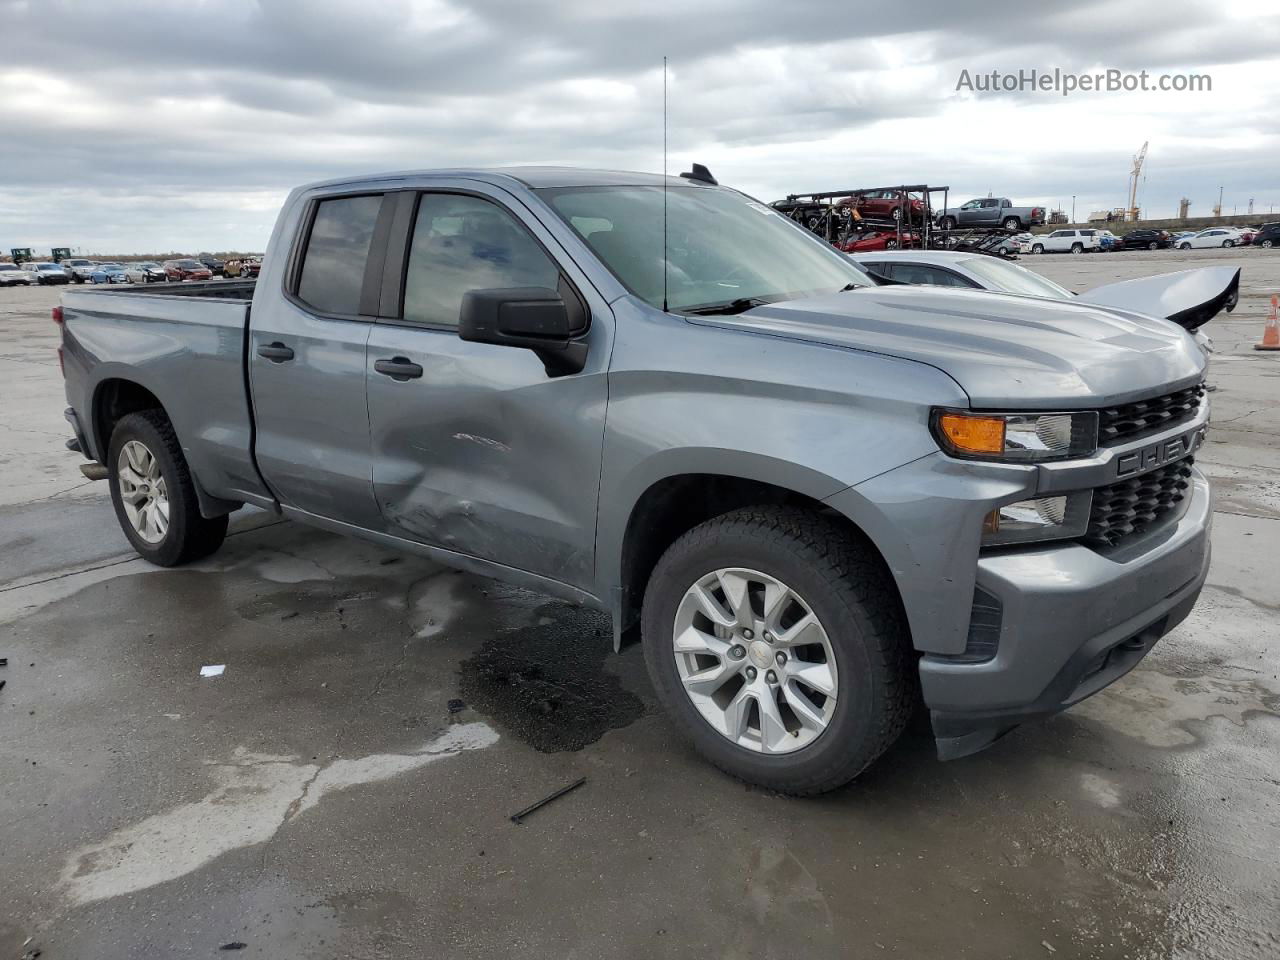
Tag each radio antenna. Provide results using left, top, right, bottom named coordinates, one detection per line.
left=662, top=55, right=669, bottom=313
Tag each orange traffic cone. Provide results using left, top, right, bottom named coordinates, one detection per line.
left=1256, top=294, right=1280, bottom=351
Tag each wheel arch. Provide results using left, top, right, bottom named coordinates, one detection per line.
left=605, top=460, right=905, bottom=652
left=91, top=376, right=166, bottom=461
left=90, top=376, right=241, bottom=520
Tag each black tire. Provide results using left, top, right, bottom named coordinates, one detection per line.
left=107, top=410, right=228, bottom=566
left=1070, top=242, right=1084, bottom=254
left=1031, top=243, right=1044, bottom=254
left=1002, top=216, right=1021, bottom=231
left=938, top=216, right=956, bottom=230
left=1148, top=241, right=1158, bottom=250
left=1263, top=239, right=1274, bottom=248
left=640, top=506, right=913, bottom=796
left=1222, top=239, right=1234, bottom=248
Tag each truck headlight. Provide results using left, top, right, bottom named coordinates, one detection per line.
left=982, top=492, right=1092, bottom=546
left=931, top=409, right=1098, bottom=462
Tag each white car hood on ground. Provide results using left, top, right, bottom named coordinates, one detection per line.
left=1077, top=267, right=1240, bottom=332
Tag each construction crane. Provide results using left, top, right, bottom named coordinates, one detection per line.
left=1126, top=141, right=1148, bottom=222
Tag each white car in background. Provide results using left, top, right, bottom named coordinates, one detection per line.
left=1027, top=229, right=1104, bottom=254
left=1177, top=228, right=1243, bottom=249
left=124, top=261, right=168, bottom=284
left=0, top=263, right=38, bottom=286
left=848, top=250, right=1235, bottom=358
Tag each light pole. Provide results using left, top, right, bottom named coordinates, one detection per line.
left=1071, top=196, right=1076, bottom=223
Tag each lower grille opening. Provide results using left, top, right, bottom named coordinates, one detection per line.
left=1085, top=456, right=1194, bottom=548
left=945, top=586, right=1002, bottom=663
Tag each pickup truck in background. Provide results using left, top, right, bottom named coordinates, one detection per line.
left=57, top=166, right=1211, bottom=795
left=937, top=197, right=1046, bottom=231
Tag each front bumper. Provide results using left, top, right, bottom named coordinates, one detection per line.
left=922, top=469, right=1211, bottom=758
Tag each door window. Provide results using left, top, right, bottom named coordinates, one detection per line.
left=890, top=263, right=976, bottom=287
left=402, top=193, right=560, bottom=328
left=296, top=194, right=384, bottom=316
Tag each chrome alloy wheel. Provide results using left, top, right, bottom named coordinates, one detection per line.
left=117, top=439, right=169, bottom=543
left=672, top=568, right=838, bottom=754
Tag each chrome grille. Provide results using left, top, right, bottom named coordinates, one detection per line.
left=1098, top=384, right=1205, bottom=445
left=1085, top=457, right=1194, bottom=547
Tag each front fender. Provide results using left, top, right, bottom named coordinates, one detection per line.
left=594, top=299, right=971, bottom=630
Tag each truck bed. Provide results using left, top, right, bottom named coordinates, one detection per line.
left=74, top=279, right=257, bottom=300
left=59, top=282, right=270, bottom=509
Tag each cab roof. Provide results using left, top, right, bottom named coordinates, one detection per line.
left=297, top=165, right=705, bottom=193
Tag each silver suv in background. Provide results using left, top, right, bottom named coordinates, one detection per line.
left=62, top=258, right=98, bottom=283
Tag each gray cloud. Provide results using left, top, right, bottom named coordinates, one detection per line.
left=0, top=0, right=1277, bottom=251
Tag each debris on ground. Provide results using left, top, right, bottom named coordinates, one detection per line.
left=219, top=942, right=247, bottom=951
left=510, top=776, right=587, bottom=824
left=199, top=665, right=226, bottom=678
left=447, top=698, right=466, bottom=714
left=280, top=611, right=299, bottom=620
left=0, top=657, right=8, bottom=666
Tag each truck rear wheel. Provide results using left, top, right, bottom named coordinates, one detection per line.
left=641, top=506, right=913, bottom=795
left=107, top=410, right=228, bottom=566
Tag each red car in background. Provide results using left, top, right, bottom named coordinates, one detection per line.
left=837, top=231, right=919, bottom=253
left=1236, top=228, right=1256, bottom=246
left=163, top=258, right=214, bottom=281
left=837, top=190, right=925, bottom=223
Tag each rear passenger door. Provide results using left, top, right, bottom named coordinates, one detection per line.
left=249, top=191, right=390, bottom=527
left=363, top=185, right=611, bottom=590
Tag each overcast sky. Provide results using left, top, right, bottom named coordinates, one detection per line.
left=2, top=0, right=1278, bottom=253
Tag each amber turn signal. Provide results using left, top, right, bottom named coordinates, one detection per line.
left=936, top=412, right=1006, bottom=455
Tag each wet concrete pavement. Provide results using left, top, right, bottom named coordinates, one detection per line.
left=1, top=249, right=1278, bottom=959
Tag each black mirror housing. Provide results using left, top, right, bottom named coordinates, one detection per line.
left=459, top=281, right=589, bottom=376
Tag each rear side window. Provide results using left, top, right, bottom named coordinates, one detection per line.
left=296, top=194, right=384, bottom=316
left=890, top=263, right=976, bottom=287
left=401, top=193, right=559, bottom=328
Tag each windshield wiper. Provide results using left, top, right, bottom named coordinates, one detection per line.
left=683, top=296, right=774, bottom=316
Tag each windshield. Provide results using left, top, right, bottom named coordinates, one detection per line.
left=956, top=257, right=1073, bottom=299
left=176, top=260, right=202, bottom=268
left=537, top=184, right=871, bottom=311
left=36, top=263, right=61, bottom=270
left=0, top=264, right=17, bottom=271
left=67, top=260, right=91, bottom=266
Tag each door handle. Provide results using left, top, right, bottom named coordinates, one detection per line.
left=374, top=357, right=424, bottom=381
left=257, top=342, right=295, bottom=363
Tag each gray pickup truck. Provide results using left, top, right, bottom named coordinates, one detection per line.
left=937, top=197, right=1046, bottom=231
left=57, top=166, right=1210, bottom=795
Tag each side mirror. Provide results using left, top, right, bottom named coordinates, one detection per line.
left=459, top=280, right=589, bottom=376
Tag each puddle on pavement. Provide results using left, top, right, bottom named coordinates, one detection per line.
left=1075, top=663, right=1280, bottom=749
left=457, top=602, right=645, bottom=752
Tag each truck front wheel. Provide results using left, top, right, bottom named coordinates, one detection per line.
left=641, top=506, right=913, bottom=795
left=107, top=410, right=228, bottom=566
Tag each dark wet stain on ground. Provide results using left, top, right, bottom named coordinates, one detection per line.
left=457, top=603, right=646, bottom=752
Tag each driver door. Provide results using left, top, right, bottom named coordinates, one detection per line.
left=363, top=185, right=612, bottom=590
left=956, top=200, right=982, bottom=225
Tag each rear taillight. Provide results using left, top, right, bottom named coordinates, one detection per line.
left=52, top=306, right=63, bottom=325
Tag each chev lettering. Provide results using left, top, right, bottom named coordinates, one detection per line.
left=1115, top=427, right=1205, bottom=478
